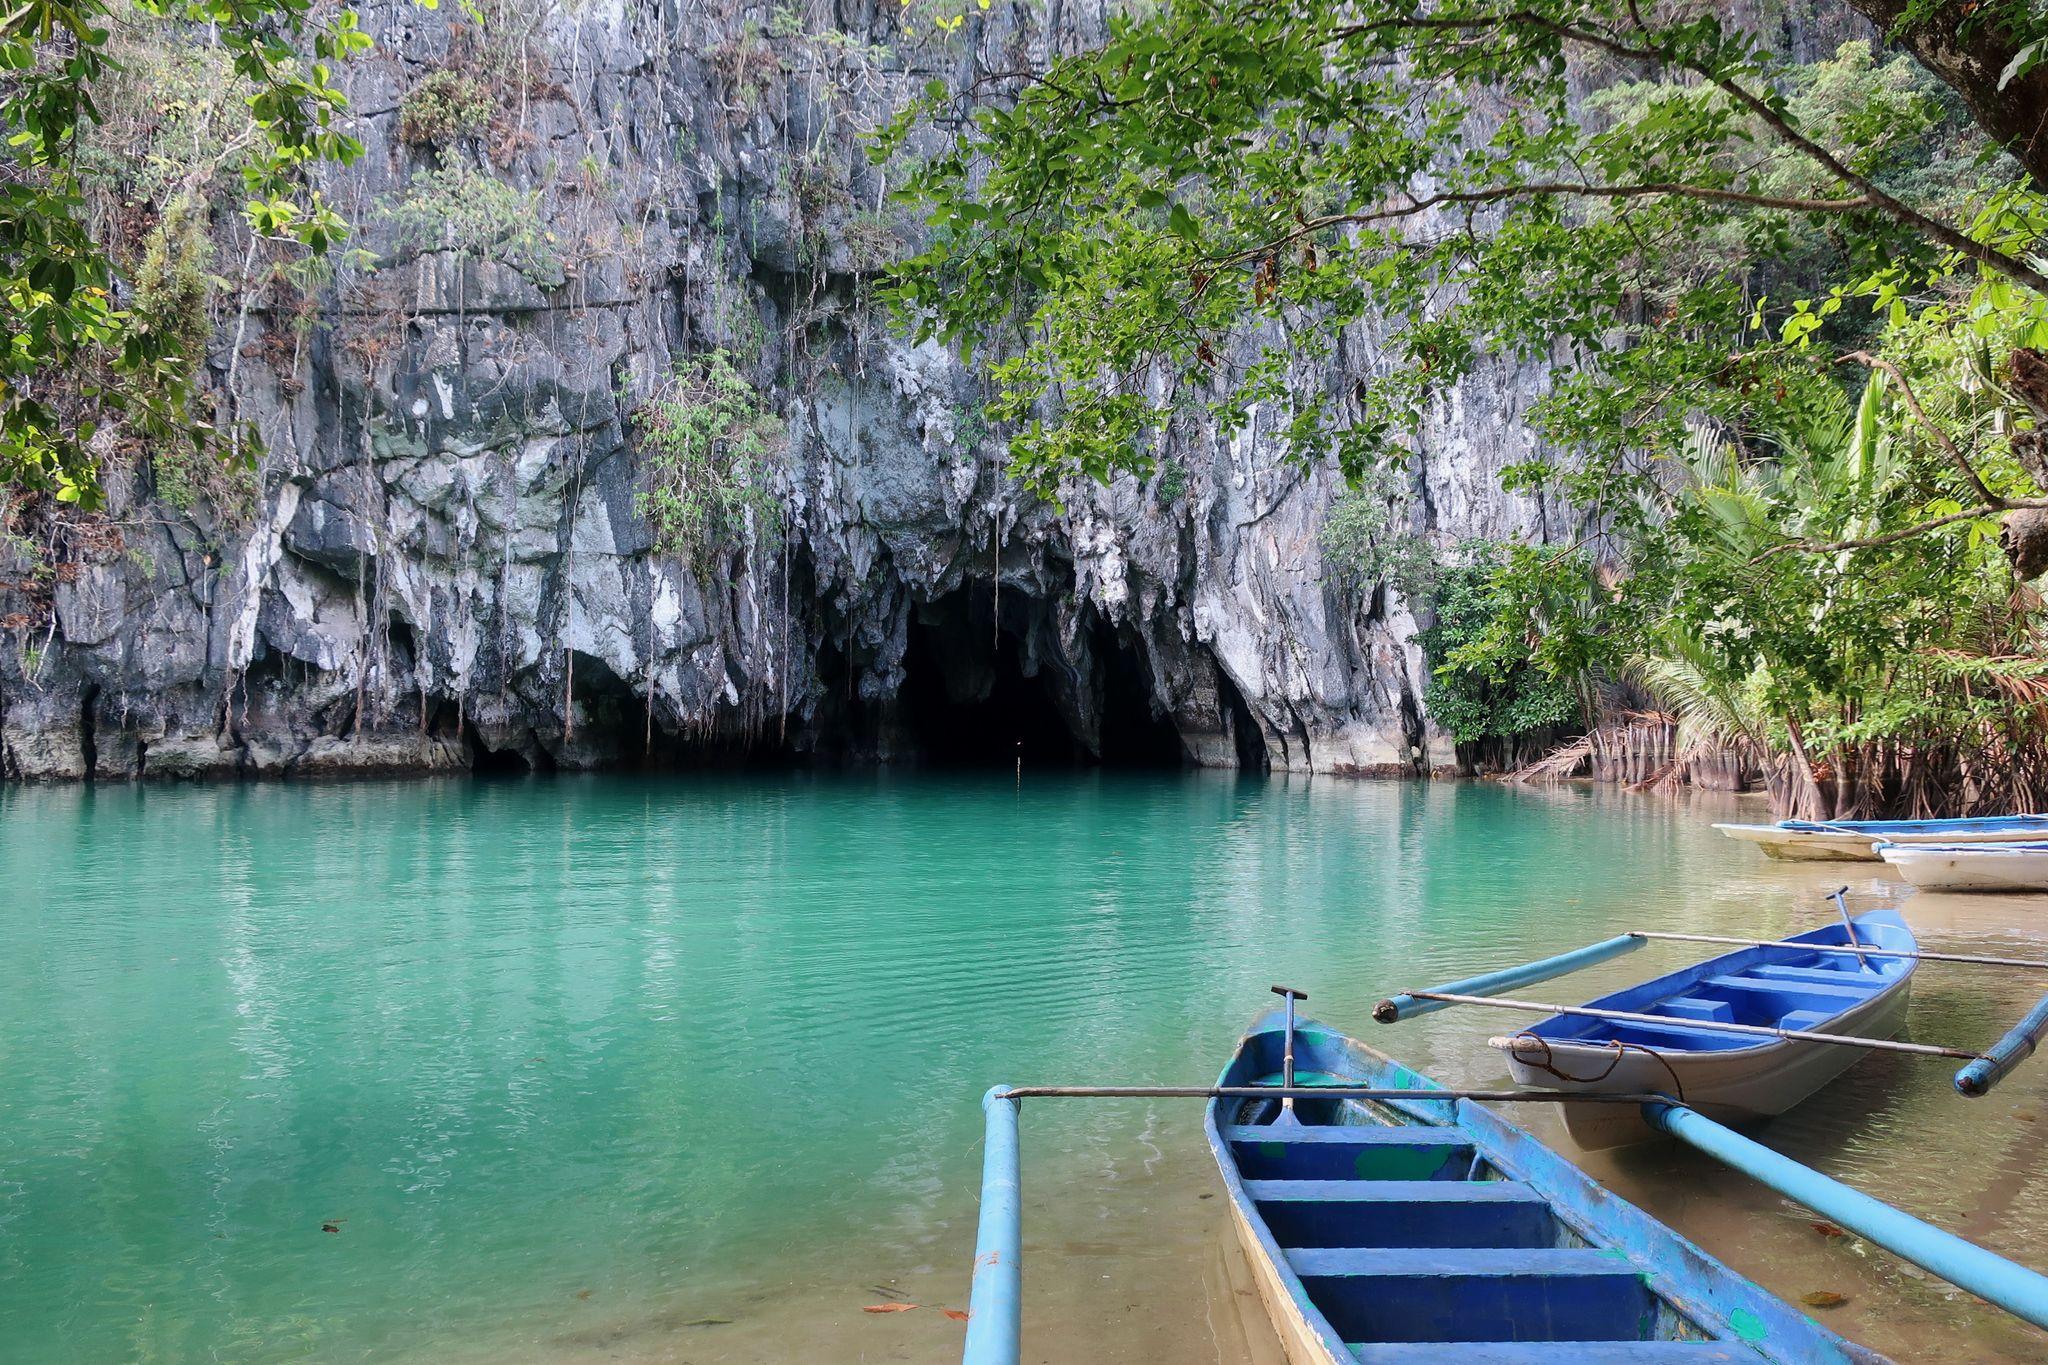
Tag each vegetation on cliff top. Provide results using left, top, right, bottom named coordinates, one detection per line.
left=0, top=0, right=369, bottom=508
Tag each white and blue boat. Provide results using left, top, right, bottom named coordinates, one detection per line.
left=1876, top=840, right=2048, bottom=892
left=1208, top=1010, right=1886, bottom=1363
left=1495, top=911, right=1916, bottom=1148
left=1715, top=815, right=2048, bottom=861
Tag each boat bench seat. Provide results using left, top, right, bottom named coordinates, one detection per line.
left=1573, top=1020, right=1751, bottom=1052
left=1224, top=1126, right=1474, bottom=1181
left=1778, top=1009, right=1834, bottom=1032
left=1350, top=1344, right=1765, bottom=1362
left=1703, top=974, right=1869, bottom=1005
left=1247, top=1179, right=1557, bottom=1249
left=1656, top=996, right=1734, bottom=1024
left=1287, top=1247, right=1664, bottom=1343
left=1747, top=963, right=1880, bottom=987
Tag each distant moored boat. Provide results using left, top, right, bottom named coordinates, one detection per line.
left=1207, top=1010, right=1885, bottom=1363
left=1877, top=841, right=2048, bottom=893
left=1715, top=815, right=2048, bottom=861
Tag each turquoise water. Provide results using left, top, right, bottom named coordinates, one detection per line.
left=5, top=773, right=2048, bottom=1362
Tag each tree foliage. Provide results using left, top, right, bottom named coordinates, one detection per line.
left=1416, top=544, right=1583, bottom=745
left=885, top=0, right=2048, bottom=803
left=880, top=1, right=2045, bottom=501
left=1, top=0, right=371, bottom=507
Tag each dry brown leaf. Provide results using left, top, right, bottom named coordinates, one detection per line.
left=1800, top=1290, right=1849, bottom=1309
left=1810, top=1221, right=1846, bottom=1238
left=942, top=1309, right=970, bottom=1322
left=863, top=1303, right=917, bottom=1314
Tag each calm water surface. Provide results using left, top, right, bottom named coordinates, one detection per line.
left=4, top=772, right=2047, bottom=1361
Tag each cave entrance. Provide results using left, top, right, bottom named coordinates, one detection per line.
left=897, top=585, right=1188, bottom=769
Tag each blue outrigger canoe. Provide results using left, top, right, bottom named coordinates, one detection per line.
left=1208, top=1011, right=1886, bottom=1364
left=1495, top=911, right=1916, bottom=1149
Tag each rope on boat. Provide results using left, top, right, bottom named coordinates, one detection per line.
left=1502, top=1032, right=1689, bottom=1105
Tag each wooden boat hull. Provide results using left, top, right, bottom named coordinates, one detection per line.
left=1207, top=1012, right=1887, bottom=1363
left=1221, top=1194, right=1344, bottom=1365
left=1712, top=823, right=1880, bottom=861
left=1878, top=842, right=2048, bottom=892
left=1497, top=911, right=1917, bottom=1150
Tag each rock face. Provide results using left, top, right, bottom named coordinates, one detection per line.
left=0, top=0, right=1588, bottom=782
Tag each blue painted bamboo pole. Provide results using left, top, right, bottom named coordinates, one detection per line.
left=1955, top=989, right=2048, bottom=1097
left=1373, top=934, right=1645, bottom=1023
left=1645, top=1101, right=2048, bottom=1329
left=961, top=1087, right=1023, bottom=1365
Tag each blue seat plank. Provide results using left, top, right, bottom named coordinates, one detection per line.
left=1286, top=1247, right=1663, bottom=1343
left=1704, top=973, right=1869, bottom=1001
left=1572, top=1019, right=1754, bottom=1051
left=1249, top=1180, right=1556, bottom=1249
left=1655, top=996, right=1734, bottom=1024
left=1746, top=963, right=1880, bottom=988
left=1287, top=1247, right=1640, bottom=1276
left=1243, top=1179, right=1544, bottom=1204
left=1351, top=1344, right=1763, bottom=1362
left=1225, top=1127, right=1475, bottom=1181
left=1223, top=1126, right=1465, bottom=1145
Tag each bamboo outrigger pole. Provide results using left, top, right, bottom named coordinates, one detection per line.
left=1373, top=934, right=1645, bottom=1023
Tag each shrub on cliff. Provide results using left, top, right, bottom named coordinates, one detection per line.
left=381, top=165, right=564, bottom=288
left=630, top=352, right=787, bottom=570
left=398, top=71, right=494, bottom=147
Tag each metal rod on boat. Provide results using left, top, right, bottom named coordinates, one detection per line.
left=1827, top=885, right=1870, bottom=969
left=1373, top=934, right=1646, bottom=1024
left=992, top=1085, right=1674, bottom=1103
left=1627, top=931, right=2048, bottom=970
left=1271, top=985, right=1306, bottom=1112
left=1645, top=1101, right=2048, bottom=1330
left=962, top=1087, right=1023, bottom=1365
left=1956, top=990, right=2048, bottom=1097
left=1400, top=989, right=1984, bottom=1059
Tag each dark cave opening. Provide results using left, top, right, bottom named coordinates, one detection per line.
left=468, top=735, right=540, bottom=776
left=897, top=585, right=1188, bottom=769
left=1217, top=665, right=1271, bottom=773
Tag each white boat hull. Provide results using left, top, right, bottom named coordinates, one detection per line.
left=1498, top=979, right=1912, bottom=1149
left=1879, top=844, right=2048, bottom=892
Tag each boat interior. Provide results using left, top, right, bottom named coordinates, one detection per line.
left=1214, top=1021, right=1771, bottom=1359
left=1524, top=916, right=1913, bottom=1054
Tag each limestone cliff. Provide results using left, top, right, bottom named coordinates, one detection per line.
left=0, top=0, right=1598, bottom=781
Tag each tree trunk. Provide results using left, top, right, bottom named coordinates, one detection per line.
left=1846, top=2, right=2048, bottom=190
